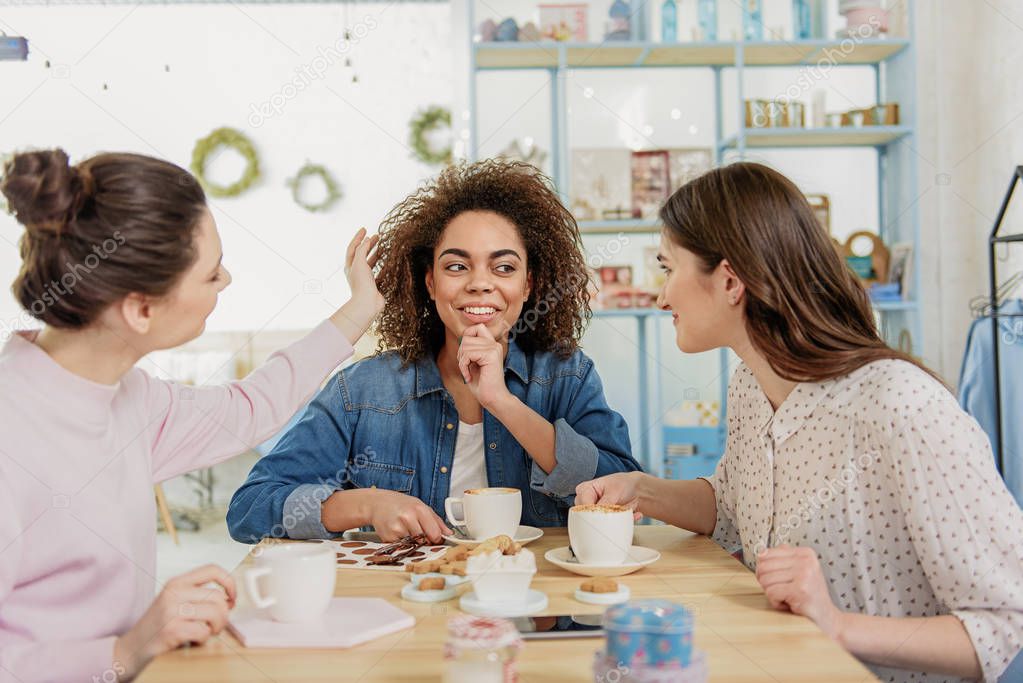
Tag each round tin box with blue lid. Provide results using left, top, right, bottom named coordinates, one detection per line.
left=603, top=599, right=694, bottom=668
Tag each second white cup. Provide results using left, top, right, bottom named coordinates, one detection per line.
left=568, top=504, right=635, bottom=565
left=243, top=542, right=336, bottom=622
left=444, top=487, right=522, bottom=540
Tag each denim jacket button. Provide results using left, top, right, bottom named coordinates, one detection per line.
left=446, top=423, right=454, bottom=430
left=440, top=466, right=448, bottom=474
left=488, top=443, right=497, bottom=450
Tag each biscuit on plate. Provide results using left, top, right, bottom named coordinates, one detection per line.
left=417, top=577, right=446, bottom=591
left=580, top=577, right=619, bottom=594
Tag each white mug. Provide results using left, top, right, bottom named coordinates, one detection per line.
left=444, top=487, right=522, bottom=540
left=243, top=543, right=336, bottom=622
left=568, top=504, right=635, bottom=565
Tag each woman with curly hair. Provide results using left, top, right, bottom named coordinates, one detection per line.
left=228, top=160, right=640, bottom=544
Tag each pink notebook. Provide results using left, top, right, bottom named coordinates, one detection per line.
left=228, top=597, right=415, bottom=648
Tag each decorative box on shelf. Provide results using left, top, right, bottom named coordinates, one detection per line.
left=663, top=426, right=725, bottom=480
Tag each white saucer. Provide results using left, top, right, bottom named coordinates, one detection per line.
left=401, top=582, right=456, bottom=603
left=544, top=546, right=661, bottom=577
left=442, top=525, right=544, bottom=546
left=409, top=572, right=470, bottom=588
left=574, top=584, right=631, bottom=605
left=459, top=589, right=548, bottom=617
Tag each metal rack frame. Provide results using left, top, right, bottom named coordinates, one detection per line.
left=987, top=165, right=1023, bottom=474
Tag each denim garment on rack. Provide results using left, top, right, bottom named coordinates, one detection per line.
left=957, top=298, right=1023, bottom=506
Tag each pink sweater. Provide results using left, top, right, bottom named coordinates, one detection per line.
left=0, top=321, right=353, bottom=682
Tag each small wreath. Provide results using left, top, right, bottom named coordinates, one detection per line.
left=408, top=105, right=453, bottom=166
left=190, top=127, right=260, bottom=198
left=287, top=162, right=342, bottom=213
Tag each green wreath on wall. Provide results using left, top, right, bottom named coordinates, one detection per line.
left=190, top=127, right=261, bottom=198
left=287, top=162, right=342, bottom=213
left=408, top=106, right=453, bottom=166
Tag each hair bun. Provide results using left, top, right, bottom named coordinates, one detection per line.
left=0, top=148, right=92, bottom=236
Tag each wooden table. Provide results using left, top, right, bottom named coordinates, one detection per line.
left=140, top=526, right=876, bottom=682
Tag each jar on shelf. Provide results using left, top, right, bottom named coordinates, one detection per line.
left=443, top=615, right=523, bottom=683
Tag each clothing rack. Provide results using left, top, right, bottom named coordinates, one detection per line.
left=986, top=165, right=1023, bottom=474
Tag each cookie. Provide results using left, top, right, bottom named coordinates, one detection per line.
left=468, top=541, right=500, bottom=557
left=439, top=560, right=467, bottom=576
left=468, top=534, right=519, bottom=557
left=442, top=545, right=470, bottom=562
left=411, top=559, right=445, bottom=574
left=417, top=577, right=446, bottom=591
left=580, top=577, right=619, bottom=594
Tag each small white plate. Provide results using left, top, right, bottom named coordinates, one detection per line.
left=409, top=572, right=470, bottom=588
left=401, top=582, right=456, bottom=603
left=459, top=589, right=548, bottom=617
left=574, top=584, right=631, bottom=605
left=442, top=525, right=544, bottom=546
left=544, top=546, right=661, bottom=577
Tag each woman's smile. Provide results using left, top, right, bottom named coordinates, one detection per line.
left=457, top=302, right=502, bottom=325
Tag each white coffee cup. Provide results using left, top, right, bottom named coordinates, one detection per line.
left=243, top=543, right=336, bottom=622
left=568, top=504, right=635, bottom=565
left=444, top=487, right=522, bottom=540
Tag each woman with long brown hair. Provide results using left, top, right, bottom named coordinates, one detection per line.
left=576, top=162, right=1022, bottom=682
left=0, top=149, right=382, bottom=682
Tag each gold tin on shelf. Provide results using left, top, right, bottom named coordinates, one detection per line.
left=871, top=103, right=899, bottom=125
left=744, top=99, right=770, bottom=128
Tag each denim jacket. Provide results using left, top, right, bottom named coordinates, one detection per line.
left=227, top=340, right=640, bottom=542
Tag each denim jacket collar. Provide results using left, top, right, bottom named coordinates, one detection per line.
left=413, top=339, right=530, bottom=398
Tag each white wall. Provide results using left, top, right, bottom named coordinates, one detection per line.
left=0, top=2, right=452, bottom=334
left=915, top=0, right=1023, bottom=381
left=3, top=0, right=1018, bottom=388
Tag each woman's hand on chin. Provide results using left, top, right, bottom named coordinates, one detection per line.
left=457, top=323, right=513, bottom=410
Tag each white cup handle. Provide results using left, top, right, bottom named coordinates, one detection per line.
left=244, top=566, right=276, bottom=610
left=445, top=497, right=466, bottom=527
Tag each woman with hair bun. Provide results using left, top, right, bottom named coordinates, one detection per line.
left=0, top=148, right=383, bottom=681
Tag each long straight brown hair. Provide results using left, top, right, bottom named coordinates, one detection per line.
left=660, top=161, right=938, bottom=384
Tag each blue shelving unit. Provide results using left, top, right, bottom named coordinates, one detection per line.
left=465, top=2, right=921, bottom=476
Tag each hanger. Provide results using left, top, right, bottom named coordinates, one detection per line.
left=972, top=270, right=1023, bottom=318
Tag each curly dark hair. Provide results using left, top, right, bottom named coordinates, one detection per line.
left=374, top=159, right=591, bottom=364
